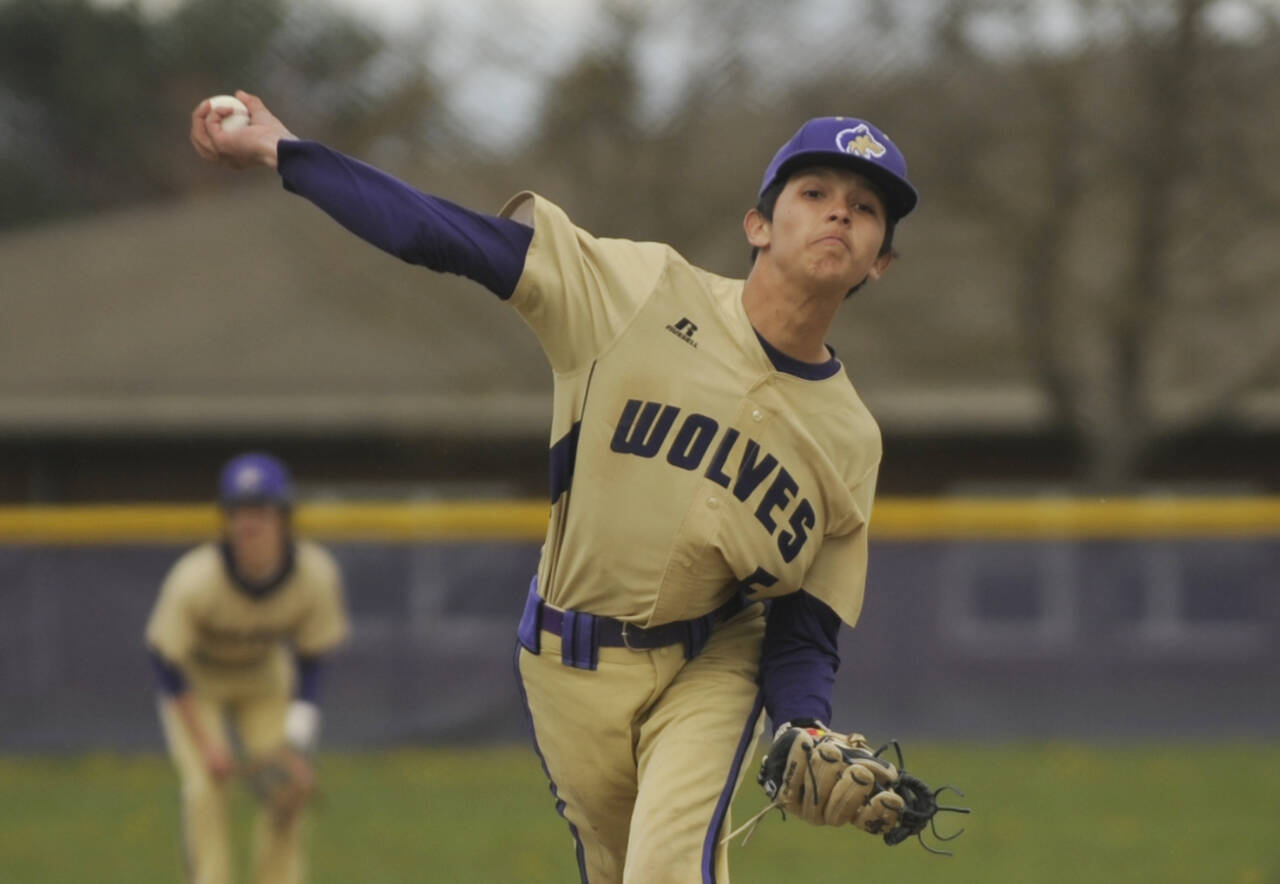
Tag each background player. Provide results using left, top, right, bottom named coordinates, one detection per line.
left=190, top=93, right=916, bottom=882
left=145, top=452, right=349, bottom=884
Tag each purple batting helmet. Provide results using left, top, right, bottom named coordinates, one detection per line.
left=760, top=117, right=918, bottom=221
left=217, top=452, right=294, bottom=509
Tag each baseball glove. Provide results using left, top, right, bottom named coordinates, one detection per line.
left=242, top=746, right=313, bottom=827
left=725, top=723, right=969, bottom=855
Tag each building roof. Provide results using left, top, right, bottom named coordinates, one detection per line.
left=4, top=180, right=1277, bottom=440
left=1, top=183, right=549, bottom=437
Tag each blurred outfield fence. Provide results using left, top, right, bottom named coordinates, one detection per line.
left=1, top=498, right=1276, bottom=752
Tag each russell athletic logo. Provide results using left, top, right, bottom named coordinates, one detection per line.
left=836, top=124, right=886, bottom=160
left=666, top=317, right=699, bottom=348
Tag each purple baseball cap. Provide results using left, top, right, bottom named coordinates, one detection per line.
left=218, top=452, right=294, bottom=509
left=760, top=117, right=918, bottom=221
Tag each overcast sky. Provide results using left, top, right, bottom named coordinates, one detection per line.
left=100, top=0, right=1270, bottom=144
left=328, top=0, right=698, bottom=145
left=331, top=0, right=597, bottom=30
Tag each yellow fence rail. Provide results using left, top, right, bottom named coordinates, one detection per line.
left=0, top=497, right=1277, bottom=544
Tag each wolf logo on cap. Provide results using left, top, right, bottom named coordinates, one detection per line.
left=836, top=124, right=887, bottom=160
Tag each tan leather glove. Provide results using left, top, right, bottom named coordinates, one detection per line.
left=758, top=723, right=905, bottom=833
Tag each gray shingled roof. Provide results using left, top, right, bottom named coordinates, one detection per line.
left=5, top=179, right=1276, bottom=439
left=1, top=183, right=550, bottom=437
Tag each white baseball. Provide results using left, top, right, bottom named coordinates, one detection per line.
left=208, top=94, right=250, bottom=133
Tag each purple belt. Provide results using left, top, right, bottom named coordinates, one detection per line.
left=517, top=577, right=750, bottom=670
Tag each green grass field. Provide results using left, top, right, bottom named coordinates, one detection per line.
left=1, top=742, right=1276, bottom=883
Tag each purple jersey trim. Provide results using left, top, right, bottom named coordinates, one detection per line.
left=277, top=140, right=532, bottom=299
left=148, top=648, right=188, bottom=696
left=219, top=539, right=296, bottom=599
left=753, top=330, right=842, bottom=381
left=514, top=641, right=589, bottom=882
left=759, top=590, right=841, bottom=727
left=548, top=421, right=581, bottom=504
left=294, top=654, right=323, bottom=703
left=701, top=689, right=765, bottom=883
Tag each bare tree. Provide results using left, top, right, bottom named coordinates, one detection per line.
left=0, top=0, right=440, bottom=228
left=892, top=0, right=1280, bottom=489
left=498, top=0, right=1280, bottom=493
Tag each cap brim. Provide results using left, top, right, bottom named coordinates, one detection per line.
left=220, top=495, right=292, bottom=508
left=772, top=152, right=918, bottom=221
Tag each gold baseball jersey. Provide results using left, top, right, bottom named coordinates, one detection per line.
left=501, top=193, right=880, bottom=629
left=146, top=540, right=349, bottom=685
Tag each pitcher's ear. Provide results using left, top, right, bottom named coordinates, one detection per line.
left=866, top=250, right=895, bottom=281
left=744, top=208, right=770, bottom=250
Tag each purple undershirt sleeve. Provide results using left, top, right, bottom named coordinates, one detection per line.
left=276, top=139, right=533, bottom=299
left=759, top=590, right=842, bottom=729
left=294, top=654, right=324, bottom=703
left=148, top=648, right=188, bottom=696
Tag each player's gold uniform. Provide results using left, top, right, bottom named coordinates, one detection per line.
left=264, top=111, right=918, bottom=883
left=146, top=540, right=348, bottom=884
left=506, top=193, right=880, bottom=882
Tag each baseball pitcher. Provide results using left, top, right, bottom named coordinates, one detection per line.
left=146, top=453, right=349, bottom=884
left=190, top=93, right=960, bottom=882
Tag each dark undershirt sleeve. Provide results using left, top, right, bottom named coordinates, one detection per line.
left=759, top=590, right=842, bottom=729
left=148, top=648, right=188, bottom=696
left=276, top=139, right=533, bottom=299
left=294, top=654, right=324, bottom=703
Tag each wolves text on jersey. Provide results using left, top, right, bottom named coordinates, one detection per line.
left=609, top=398, right=817, bottom=563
